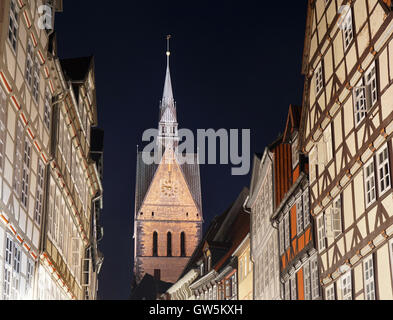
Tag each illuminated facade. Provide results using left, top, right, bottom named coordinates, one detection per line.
left=301, top=0, right=393, bottom=300
left=0, top=0, right=103, bottom=300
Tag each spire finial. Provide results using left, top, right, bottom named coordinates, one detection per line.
left=166, top=34, right=172, bottom=66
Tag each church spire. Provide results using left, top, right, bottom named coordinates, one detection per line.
left=158, top=35, right=178, bottom=149
left=160, top=35, right=177, bottom=122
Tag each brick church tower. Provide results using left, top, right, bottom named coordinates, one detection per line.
left=133, top=37, right=203, bottom=284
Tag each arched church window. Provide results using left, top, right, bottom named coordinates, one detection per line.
left=153, top=232, right=158, bottom=257
left=180, top=232, right=186, bottom=257
left=167, top=232, right=172, bottom=257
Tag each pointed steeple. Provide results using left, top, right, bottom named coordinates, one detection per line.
left=160, top=35, right=177, bottom=123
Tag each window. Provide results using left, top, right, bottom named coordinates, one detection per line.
left=26, top=40, right=33, bottom=88
left=13, top=121, right=24, bottom=196
left=180, top=232, right=186, bottom=257
left=152, top=232, right=158, bottom=257
left=341, top=271, right=352, bottom=300
left=225, top=279, right=231, bottom=299
left=317, top=213, right=326, bottom=252
left=279, top=220, right=284, bottom=255
left=342, top=7, right=354, bottom=50
left=21, top=137, right=31, bottom=209
left=32, top=58, right=40, bottom=102
left=8, top=0, right=19, bottom=52
left=363, top=255, right=375, bottom=300
left=365, top=62, right=378, bottom=108
left=284, top=214, right=290, bottom=249
left=284, top=280, right=290, bottom=300
left=154, top=269, right=161, bottom=281
left=231, top=274, right=237, bottom=299
left=3, top=236, right=13, bottom=300
left=167, top=232, right=172, bottom=257
left=44, top=90, right=52, bottom=130
left=303, top=189, right=310, bottom=228
left=303, top=263, right=311, bottom=300
left=291, top=136, right=299, bottom=169
left=353, top=62, right=378, bottom=126
left=309, top=146, right=318, bottom=182
left=323, top=124, right=333, bottom=163
left=290, top=276, right=297, bottom=300
left=331, top=196, right=342, bottom=238
left=296, top=197, right=303, bottom=234
left=34, top=160, right=45, bottom=225
left=12, top=244, right=21, bottom=299
left=213, top=285, right=217, bottom=300
left=353, top=85, right=367, bottom=125
left=364, top=159, right=376, bottom=207
left=315, top=62, right=324, bottom=95
left=0, top=86, right=6, bottom=172
left=310, top=256, right=320, bottom=299
left=325, top=284, right=335, bottom=300
left=377, top=145, right=391, bottom=196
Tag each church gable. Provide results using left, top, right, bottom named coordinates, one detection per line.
left=139, top=148, right=201, bottom=220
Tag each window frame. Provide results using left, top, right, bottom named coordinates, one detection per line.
left=341, top=270, right=353, bottom=300
left=363, top=255, right=376, bottom=300
left=376, top=144, right=391, bottom=197
left=7, top=0, right=19, bottom=53
left=364, top=158, right=377, bottom=208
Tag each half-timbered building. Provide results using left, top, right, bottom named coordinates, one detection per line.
left=300, top=0, right=393, bottom=300
left=246, top=147, right=281, bottom=300
left=271, top=105, right=320, bottom=300
left=0, top=0, right=103, bottom=300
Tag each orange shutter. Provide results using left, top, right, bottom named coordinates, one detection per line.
left=297, top=268, right=305, bottom=300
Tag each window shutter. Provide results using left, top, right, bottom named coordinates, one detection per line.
left=309, top=146, right=318, bottom=182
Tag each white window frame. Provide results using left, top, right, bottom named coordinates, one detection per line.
left=364, top=158, right=377, bottom=207
left=279, top=219, right=284, bottom=255
left=310, top=256, right=320, bottom=300
left=291, top=136, right=299, bottom=169
left=353, top=84, right=367, bottom=126
left=376, top=144, right=391, bottom=197
left=0, top=86, right=6, bottom=172
left=303, top=189, right=310, bottom=228
left=21, top=137, right=31, bottom=209
left=363, top=255, right=376, bottom=300
left=8, top=0, right=19, bottom=53
left=325, top=284, right=335, bottom=300
left=44, top=89, right=52, bottom=130
left=284, top=280, right=290, bottom=300
left=342, top=7, right=354, bottom=50
left=296, top=197, right=304, bottom=235
left=317, top=213, right=326, bottom=252
left=365, top=62, right=378, bottom=108
left=303, top=262, right=311, bottom=300
left=284, top=213, right=290, bottom=250
left=323, top=124, right=333, bottom=163
left=332, top=196, right=342, bottom=238
left=341, top=271, right=352, bottom=300
left=26, top=40, right=33, bottom=88
left=290, top=276, right=297, bottom=300
left=315, top=62, right=324, bottom=95
left=34, top=160, right=45, bottom=226
left=309, top=146, right=318, bottom=183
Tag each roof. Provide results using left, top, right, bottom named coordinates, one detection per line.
left=60, top=56, right=93, bottom=82
left=283, top=105, right=302, bottom=142
left=130, top=273, right=173, bottom=300
left=178, top=188, right=249, bottom=281
left=134, top=151, right=202, bottom=214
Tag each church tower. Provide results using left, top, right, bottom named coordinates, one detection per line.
left=133, top=37, right=203, bottom=284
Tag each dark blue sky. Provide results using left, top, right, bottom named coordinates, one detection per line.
left=55, top=1, right=307, bottom=300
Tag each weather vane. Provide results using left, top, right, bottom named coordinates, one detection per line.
left=166, top=34, right=172, bottom=57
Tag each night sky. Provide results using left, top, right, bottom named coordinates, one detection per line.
left=55, top=1, right=307, bottom=300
